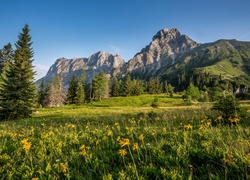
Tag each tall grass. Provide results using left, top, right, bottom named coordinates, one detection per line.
left=0, top=105, right=249, bottom=179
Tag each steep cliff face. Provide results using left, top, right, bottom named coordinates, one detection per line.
left=37, top=27, right=250, bottom=89
left=123, top=28, right=198, bottom=76
left=38, top=51, right=125, bottom=86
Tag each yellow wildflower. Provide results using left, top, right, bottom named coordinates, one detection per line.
left=139, top=134, right=144, bottom=140
left=60, top=163, right=67, bottom=174
left=184, top=124, right=193, bottom=130
left=217, top=115, right=223, bottom=121
left=96, top=140, right=99, bottom=145
left=114, top=122, right=119, bottom=126
left=57, top=141, right=62, bottom=148
left=107, top=130, right=113, bottom=136
left=80, top=149, right=87, bottom=156
left=119, top=138, right=130, bottom=147
left=31, top=178, right=38, bottom=180
left=207, top=122, right=211, bottom=126
left=247, top=109, right=250, bottom=113
left=22, top=139, right=31, bottom=151
left=119, top=149, right=127, bottom=157
left=79, top=144, right=85, bottom=150
left=132, top=143, right=139, bottom=150
left=117, top=136, right=121, bottom=142
left=229, top=117, right=240, bottom=123
left=247, top=153, right=250, bottom=164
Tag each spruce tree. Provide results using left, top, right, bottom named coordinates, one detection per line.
left=37, top=80, right=46, bottom=107
left=123, top=74, right=133, bottom=96
left=0, top=24, right=36, bottom=120
left=111, top=77, right=120, bottom=97
left=76, top=71, right=85, bottom=105
left=0, top=43, right=14, bottom=85
left=66, top=74, right=78, bottom=104
left=92, top=71, right=108, bottom=100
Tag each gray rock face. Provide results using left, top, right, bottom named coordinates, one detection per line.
left=38, top=51, right=125, bottom=86
left=37, top=28, right=198, bottom=87
left=124, top=28, right=198, bottom=75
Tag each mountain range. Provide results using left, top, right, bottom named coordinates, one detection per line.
left=37, top=28, right=250, bottom=90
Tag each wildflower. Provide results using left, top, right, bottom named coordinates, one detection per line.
left=22, top=139, right=31, bottom=151
left=217, top=115, right=223, bottom=121
left=107, top=130, right=113, bottom=136
left=119, top=149, right=127, bottom=157
left=139, top=134, right=144, bottom=140
left=247, top=109, right=250, bottom=113
left=228, top=117, right=240, bottom=123
left=184, top=124, right=193, bottom=130
left=132, top=143, right=139, bottom=150
left=96, top=140, right=99, bottom=145
left=80, top=149, right=87, bottom=156
left=207, top=122, right=211, bottom=126
left=119, top=138, right=130, bottom=147
left=247, top=153, right=250, bottom=164
left=57, top=141, right=62, bottom=148
left=117, top=136, right=121, bottom=142
left=79, top=144, right=85, bottom=150
left=114, top=122, right=119, bottom=126
left=31, top=178, right=38, bottom=180
left=60, top=163, right=67, bottom=174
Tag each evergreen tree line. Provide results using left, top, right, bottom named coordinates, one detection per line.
left=37, top=73, right=175, bottom=107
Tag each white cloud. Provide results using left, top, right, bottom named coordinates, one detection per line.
left=33, top=64, right=49, bottom=81
left=110, top=45, right=122, bottom=54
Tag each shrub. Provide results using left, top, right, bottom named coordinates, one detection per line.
left=151, top=96, right=159, bottom=108
left=212, top=93, right=240, bottom=124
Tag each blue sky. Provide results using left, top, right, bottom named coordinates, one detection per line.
left=1, top=0, right=250, bottom=80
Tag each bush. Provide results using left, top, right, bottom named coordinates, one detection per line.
left=151, top=96, right=159, bottom=108
left=212, top=93, right=240, bottom=124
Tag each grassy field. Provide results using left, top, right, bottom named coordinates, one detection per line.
left=0, top=94, right=250, bottom=179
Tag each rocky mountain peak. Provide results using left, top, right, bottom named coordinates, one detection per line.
left=38, top=51, right=125, bottom=86
left=152, top=28, right=181, bottom=41
left=125, top=28, right=198, bottom=74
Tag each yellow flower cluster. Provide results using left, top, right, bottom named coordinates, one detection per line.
left=65, top=123, right=76, bottom=128
left=118, top=149, right=127, bottom=157
left=79, top=144, right=87, bottom=156
left=119, top=138, right=130, bottom=147
left=132, top=143, right=139, bottom=151
left=139, top=134, right=144, bottom=140
left=228, top=117, right=240, bottom=123
left=21, top=138, right=31, bottom=151
left=184, top=124, right=193, bottom=130
left=60, top=163, right=67, bottom=174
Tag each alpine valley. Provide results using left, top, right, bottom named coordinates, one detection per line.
left=37, top=28, right=250, bottom=92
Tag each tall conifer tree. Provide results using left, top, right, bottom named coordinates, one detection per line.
left=66, top=74, right=78, bottom=104
left=76, top=71, right=86, bottom=105
left=0, top=24, right=36, bottom=120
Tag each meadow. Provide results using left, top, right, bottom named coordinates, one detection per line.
left=0, top=94, right=250, bottom=179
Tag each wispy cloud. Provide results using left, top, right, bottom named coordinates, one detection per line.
left=238, top=32, right=250, bottom=40
left=110, top=45, right=122, bottom=55
left=33, top=64, right=49, bottom=81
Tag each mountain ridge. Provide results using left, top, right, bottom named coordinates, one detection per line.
left=37, top=28, right=250, bottom=90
